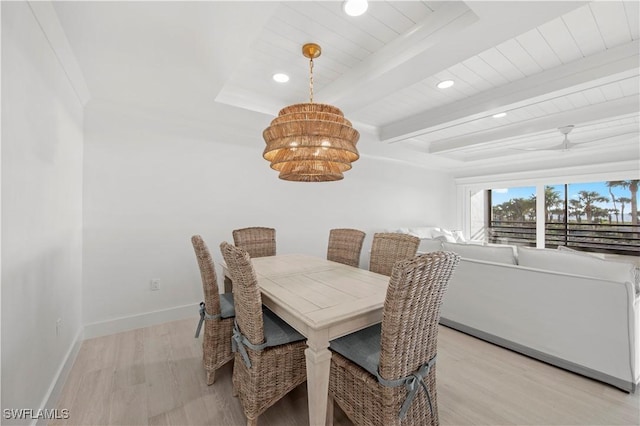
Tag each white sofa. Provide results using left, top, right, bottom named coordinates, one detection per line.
left=411, top=234, right=639, bottom=393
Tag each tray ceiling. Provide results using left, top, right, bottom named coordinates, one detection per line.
left=51, top=1, right=640, bottom=176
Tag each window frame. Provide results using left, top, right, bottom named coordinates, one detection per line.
left=486, top=182, right=638, bottom=256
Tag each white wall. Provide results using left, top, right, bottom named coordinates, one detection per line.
left=82, top=100, right=455, bottom=336
left=1, top=2, right=84, bottom=423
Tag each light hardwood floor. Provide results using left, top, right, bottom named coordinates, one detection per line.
left=52, top=318, right=639, bottom=426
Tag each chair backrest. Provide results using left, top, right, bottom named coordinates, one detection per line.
left=219, top=241, right=264, bottom=346
left=232, top=227, right=276, bottom=258
left=379, top=251, right=460, bottom=381
left=369, top=233, right=420, bottom=276
left=191, top=235, right=221, bottom=316
left=327, top=228, right=366, bottom=267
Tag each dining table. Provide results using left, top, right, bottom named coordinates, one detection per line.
left=222, top=253, right=390, bottom=426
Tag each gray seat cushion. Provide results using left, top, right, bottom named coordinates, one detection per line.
left=219, top=293, right=235, bottom=318
left=263, top=307, right=306, bottom=347
left=329, top=322, right=381, bottom=376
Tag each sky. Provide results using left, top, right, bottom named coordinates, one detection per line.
left=491, top=181, right=636, bottom=213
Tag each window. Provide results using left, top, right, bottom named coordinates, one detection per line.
left=489, top=186, right=536, bottom=246
left=487, top=180, right=639, bottom=255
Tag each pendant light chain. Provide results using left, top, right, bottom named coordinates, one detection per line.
left=309, top=58, right=314, bottom=103
left=262, top=42, right=360, bottom=182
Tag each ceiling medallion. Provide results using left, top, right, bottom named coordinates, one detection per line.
left=262, top=43, right=360, bottom=182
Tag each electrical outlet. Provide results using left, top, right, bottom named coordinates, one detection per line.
left=56, top=318, right=62, bottom=336
left=150, top=279, right=160, bottom=291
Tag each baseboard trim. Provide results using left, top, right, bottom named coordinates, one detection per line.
left=34, top=328, right=84, bottom=426
left=83, top=303, right=198, bottom=339
left=439, top=317, right=636, bottom=393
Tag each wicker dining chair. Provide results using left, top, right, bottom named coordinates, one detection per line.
left=232, top=227, right=276, bottom=258
left=219, top=242, right=307, bottom=426
left=191, top=235, right=235, bottom=385
left=328, top=251, right=460, bottom=426
left=327, top=228, right=366, bottom=268
left=369, top=232, right=420, bottom=276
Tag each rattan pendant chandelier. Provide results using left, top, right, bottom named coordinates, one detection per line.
left=263, top=43, right=360, bottom=182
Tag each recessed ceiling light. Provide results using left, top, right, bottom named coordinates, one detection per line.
left=492, top=112, right=507, bottom=118
left=273, top=73, right=289, bottom=83
left=436, top=80, right=455, bottom=89
left=343, top=0, right=368, bottom=17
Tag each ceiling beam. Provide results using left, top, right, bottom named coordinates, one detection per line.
left=380, top=40, right=640, bottom=143
left=321, top=1, right=586, bottom=113
left=318, top=2, right=477, bottom=104
left=427, top=95, right=639, bottom=154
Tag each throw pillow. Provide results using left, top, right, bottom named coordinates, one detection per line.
left=408, top=227, right=439, bottom=239
left=452, top=230, right=466, bottom=243
left=432, top=229, right=456, bottom=243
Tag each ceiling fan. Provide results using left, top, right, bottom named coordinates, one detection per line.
left=515, top=125, right=579, bottom=152
left=551, top=125, right=577, bottom=151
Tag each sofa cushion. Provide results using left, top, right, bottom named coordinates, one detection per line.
left=557, top=245, right=606, bottom=260
left=418, top=238, right=443, bottom=253
left=518, top=246, right=637, bottom=288
left=443, top=242, right=517, bottom=264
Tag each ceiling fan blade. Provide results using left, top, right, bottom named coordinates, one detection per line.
left=510, top=144, right=563, bottom=152
left=507, top=129, right=635, bottom=152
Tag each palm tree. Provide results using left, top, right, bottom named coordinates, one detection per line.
left=606, top=181, right=623, bottom=223
left=629, top=180, right=638, bottom=226
left=618, top=197, right=632, bottom=224
left=569, top=199, right=583, bottom=223
left=550, top=207, right=565, bottom=221
left=544, top=186, right=562, bottom=222
left=610, top=180, right=639, bottom=225
left=499, top=198, right=534, bottom=222
left=577, top=190, right=609, bottom=223
left=525, top=195, right=536, bottom=221
left=591, top=207, right=609, bottom=224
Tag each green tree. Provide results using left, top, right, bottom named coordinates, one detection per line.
left=591, top=206, right=609, bottom=223
left=606, top=181, right=623, bottom=223
left=544, top=186, right=562, bottom=222
left=609, top=180, right=639, bottom=225
left=525, top=195, right=536, bottom=221
left=577, top=190, right=608, bottom=223
left=569, top=199, right=583, bottom=223
left=618, top=197, right=631, bottom=224
left=505, top=196, right=536, bottom=222
left=492, top=205, right=503, bottom=221
left=550, top=207, right=565, bottom=221
left=628, top=180, right=638, bottom=225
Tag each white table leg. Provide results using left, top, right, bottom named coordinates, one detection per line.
left=305, top=335, right=332, bottom=426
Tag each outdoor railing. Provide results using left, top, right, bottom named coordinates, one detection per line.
left=489, top=221, right=640, bottom=255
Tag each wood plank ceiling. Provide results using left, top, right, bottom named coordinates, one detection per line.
left=52, top=1, right=640, bottom=176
